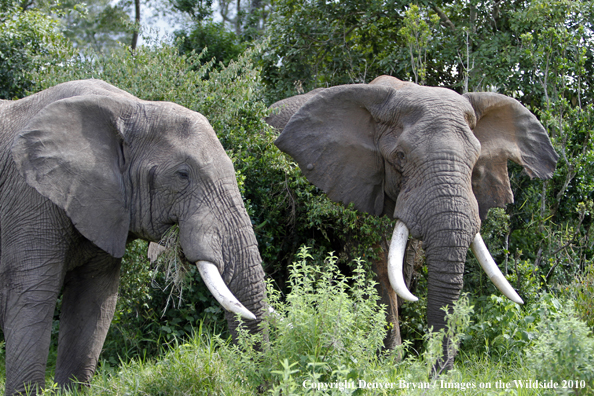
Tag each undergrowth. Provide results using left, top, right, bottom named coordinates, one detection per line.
left=2, top=247, right=594, bottom=395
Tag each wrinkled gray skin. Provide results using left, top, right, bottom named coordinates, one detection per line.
left=0, top=80, right=265, bottom=395
left=268, top=75, right=558, bottom=361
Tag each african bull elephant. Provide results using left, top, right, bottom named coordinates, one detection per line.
left=267, top=75, right=558, bottom=364
left=0, top=79, right=265, bottom=395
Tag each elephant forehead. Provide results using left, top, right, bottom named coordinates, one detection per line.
left=394, top=86, right=474, bottom=120
left=141, top=107, right=222, bottom=152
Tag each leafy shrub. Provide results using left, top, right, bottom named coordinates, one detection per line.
left=231, top=246, right=391, bottom=394
left=464, top=294, right=539, bottom=359
left=561, top=264, right=594, bottom=330
left=0, top=4, right=70, bottom=99
left=525, top=301, right=594, bottom=395
left=462, top=292, right=579, bottom=362
left=176, top=20, right=246, bottom=67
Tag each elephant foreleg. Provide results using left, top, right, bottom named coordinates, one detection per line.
left=54, top=253, right=121, bottom=389
left=373, top=238, right=422, bottom=351
left=0, top=240, right=65, bottom=396
left=2, top=287, right=60, bottom=395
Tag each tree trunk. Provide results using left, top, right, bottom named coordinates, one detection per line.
left=131, top=0, right=141, bottom=51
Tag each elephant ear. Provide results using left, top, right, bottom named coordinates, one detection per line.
left=464, top=92, right=559, bottom=220
left=265, top=88, right=325, bottom=132
left=275, top=84, right=395, bottom=216
left=12, top=95, right=134, bottom=258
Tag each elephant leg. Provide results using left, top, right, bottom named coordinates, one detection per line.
left=373, top=238, right=422, bottom=351
left=372, top=241, right=401, bottom=350
left=54, top=253, right=121, bottom=389
left=1, top=247, right=65, bottom=395
left=2, top=288, right=61, bottom=395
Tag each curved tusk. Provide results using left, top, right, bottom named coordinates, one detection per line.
left=470, top=234, right=524, bottom=304
left=387, top=220, right=419, bottom=302
left=196, top=261, right=257, bottom=320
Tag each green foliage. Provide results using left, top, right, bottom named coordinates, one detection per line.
left=399, top=4, right=439, bottom=85
left=561, top=264, right=594, bottom=329
left=234, top=246, right=390, bottom=392
left=0, top=4, right=70, bottom=99
left=260, top=0, right=408, bottom=102
left=93, top=325, right=254, bottom=395
left=463, top=288, right=594, bottom=396
left=176, top=20, right=246, bottom=67
left=58, top=0, right=134, bottom=51
left=464, top=294, right=542, bottom=359
left=8, top=255, right=593, bottom=395
left=525, top=301, right=594, bottom=394
left=170, top=0, right=213, bottom=21
left=269, top=247, right=387, bottom=382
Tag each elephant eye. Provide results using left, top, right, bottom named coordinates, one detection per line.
left=176, top=169, right=190, bottom=180
left=392, top=150, right=406, bottom=171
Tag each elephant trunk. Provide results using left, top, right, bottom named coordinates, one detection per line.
left=422, top=191, right=479, bottom=332
left=391, top=191, right=522, bottom=329
left=394, top=173, right=480, bottom=330
left=220, top=224, right=266, bottom=337
left=179, top=180, right=266, bottom=338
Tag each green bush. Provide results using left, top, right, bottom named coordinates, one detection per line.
left=463, top=294, right=540, bottom=359
left=462, top=293, right=578, bottom=362
left=176, top=20, right=246, bottom=68
left=525, top=301, right=594, bottom=395
left=561, top=264, right=594, bottom=330
left=234, top=246, right=390, bottom=393
left=0, top=4, right=70, bottom=99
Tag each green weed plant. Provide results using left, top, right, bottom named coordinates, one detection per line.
left=525, top=301, right=594, bottom=395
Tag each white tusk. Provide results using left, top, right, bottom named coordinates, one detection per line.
left=470, top=234, right=524, bottom=304
left=197, top=261, right=257, bottom=320
left=387, top=220, right=419, bottom=302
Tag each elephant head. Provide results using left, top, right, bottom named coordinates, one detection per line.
left=3, top=79, right=264, bottom=393
left=269, top=75, right=557, bottom=337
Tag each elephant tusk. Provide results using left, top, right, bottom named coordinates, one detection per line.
left=196, top=261, right=258, bottom=320
left=387, top=220, right=419, bottom=302
left=470, top=234, right=524, bottom=304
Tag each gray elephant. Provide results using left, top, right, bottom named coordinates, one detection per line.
left=0, top=79, right=265, bottom=395
left=267, top=75, right=558, bottom=360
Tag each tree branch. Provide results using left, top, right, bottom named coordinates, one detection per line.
left=431, top=5, right=456, bottom=31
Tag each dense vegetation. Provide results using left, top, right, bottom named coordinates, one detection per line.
left=1, top=0, right=594, bottom=394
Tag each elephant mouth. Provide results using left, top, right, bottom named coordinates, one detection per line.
left=388, top=220, right=524, bottom=304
